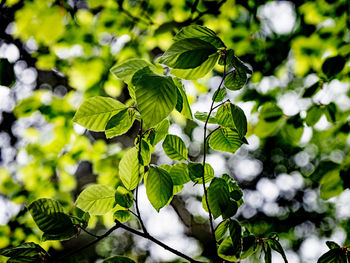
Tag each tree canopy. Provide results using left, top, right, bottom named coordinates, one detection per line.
left=0, top=0, right=349, bottom=262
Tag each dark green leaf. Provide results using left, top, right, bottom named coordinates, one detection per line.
left=302, top=81, right=321, bottom=98
left=0, top=242, right=46, bottom=258
left=113, top=210, right=132, bottom=223
left=0, top=58, right=15, bottom=87
left=264, top=244, right=272, bottom=263
left=325, top=102, right=337, bottom=123
left=228, top=219, right=242, bottom=259
left=241, top=235, right=257, bottom=259
left=70, top=207, right=90, bottom=229
left=145, top=165, right=173, bottom=212
left=216, top=103, right=247, bottom=138
left=189, top=162, right=214, bottom=184
left=215, top=220, right=229, bottom=241
left=158, top=38, right=217, bottom=69
left=322, top=55, right=346, bottom=79
left=224, top=69, right=247, bottom=90
left=218, top=238, right=240, bottom=262
left=267, top=238, right=288, bottom=263
left=114, top=186, right=133, bottom=208
left=317, top=248, right=346, bottom=263
left=306, top=105, right=323, bottom=126
left=259, top=103, right=284, bottom=122
left=28, top=198, right=77, bottom=241
left=326, top=241, right=341, bottom=250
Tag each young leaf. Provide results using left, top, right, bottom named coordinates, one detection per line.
left=158, top=38, right=217, bottom=69
left=138, top=139, right=151, bottom=166
left=119, top=147, right=142, bottom=190
left=110, top=59, right=155, bottom=83
left=73, top=96, right=127, bottom=131
left=224, top=69, right=247, bottom=90
left=228, top=219, right=242, bottom=259
left=173, top=25, right=225, bottom=49
left=148, top=119, right=170, bottom=146
left=102, top=255, right=136, bottom=263
left=209, top=128, right=244, bottom=154
left=105, top=108, right=135, bottom=138
left=212, top=88, right=226, bottom=102
left=162, top=134, right=188, bottom=161
left=169, top=163, right=191, bottom=185
left=75, top=185, right=115, bottom=215
left=145, top=165, right=173, bottom=212
left=28, top=198, right=77, bottom=241
left=171, top=53, right=219, bottom=80
left=114, top=186, right=133, bottom=208
left=134, top=72, right=177, bottom=128
left=216, top=103, right=247, bottom=138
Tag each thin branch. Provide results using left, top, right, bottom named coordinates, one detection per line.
left=115, top=221, right=203, bottom=263
left=53, top=225, right=120, bottom=263
left=201, top=56, right=227, bottom=259
left=211, top=99, right=230, bottom=111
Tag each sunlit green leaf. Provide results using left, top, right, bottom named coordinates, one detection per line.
left=138, top=139, right=151, bottom=166
left=169, top=163, right=191, bottom=185
left=216, top=103, right=247, bottom=138
left=110, top=59, right=155, bottom=83
left=158, top=38, right=217, bottom=69
left=212, top=88, right=226, bottom=102
left=134, top=72, right=177, bottom=128
left=188, top=162, right=214, bottom=184
left=75, top=185, right=115, bottom=216
left=173, top=78, right=193, bottom=119
left=194, top=111, right=217, bottom=124
left=224, top=69, right=247, bottom=90
left=113, top=210, right=132, bottom=223
left=162, top=134, right=188, bottom=161
left=73, top=96, right=127, bottom=131
left=174, top=25, right=225, bottom=49
left=209, top=128, right=244, bottom=154
left=215, top=220, right=229, bottom=241
left=105, top=108, right=135, bottom=138
left=119, top=147, right=142, bottom=190
left=145, top=165, right=173, bottom=212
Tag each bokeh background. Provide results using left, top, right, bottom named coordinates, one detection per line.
left=0, top=0, right=349, bottom=262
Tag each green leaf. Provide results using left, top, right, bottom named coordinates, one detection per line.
left=221, top=50, right=252, bottom=74
left=264, top=244, right=272, bottom=263
left=207, top=178, right=238, bottom=219
left=134, top=72, right=177, bottom=128
left=102, top=255, right=135, bottom=263
left=267, top=238, right=288, bottom=263
left=326, top=241, right=341, bottom=249
left=105, top=108, right=135, bottom=138
left=188, top=162, right=214, bottom=184
left=138, top=139, right=151, bottom=166
left=194, top=111, right=217, bottom=124
left=216, top=103, right=247, bottom=138
left=321, top=55, right=346, bottom=79
left=241, top=235, right=257, bottom=259
left=158, top=38, right=217, bottom=69
left=212, top=88, right=226, bottom=102
left=260, top=103, right=284, bottom=122
left=75, top=185, right=115, bottom=215
left=145, top=165, right=173, bottom=212
left=173, top=25, right=225, bottom=49
left=162, top=134, right=188, bottom=161
left=169, top=163, right=191, bottom=185
left=306, top=105, right=323, bottom=126
left=70, top=207, right=90, bottom=229
left=320, top=169, right=343, bottom=200
left=73, top=96, right=127, bottom=131
left=174, top=78, right=193, bottom=119
left=148, top=119, right=170, bottom=146
left=114, top=186, right=133, bottom=208
left=325, top=102, right=337, bottom=123
left=222, top=174, right=243, bottom=201
left=224, top=69, right=247, bottom=90
left=28, top=198, right=77, bottom=241
left=171, top=53, right=219, bottom=80
left=209, top=128, right=244, bottom=154
left=318, top=248, right=346, bottom=263
left=0, top=243, right=46, bottom=258
left=113, top=210, right=132, bottom=223
left=228, top=219, right=242, bottom=259
left=119, top=147, right=142, bottom=190
left=110, top=59, right=155, bottom=83
left=215, top=220, right=229, bottom=241
left=218, top=238, right=240, bottom=262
